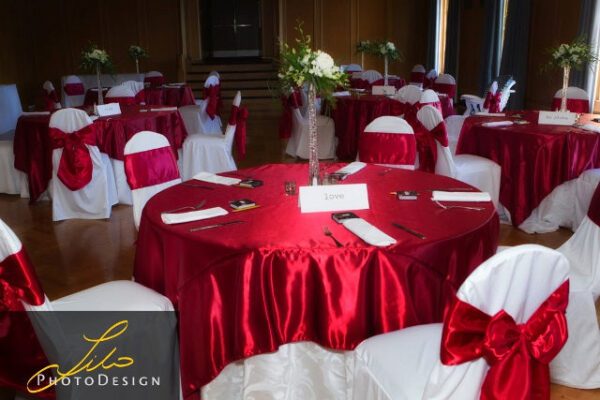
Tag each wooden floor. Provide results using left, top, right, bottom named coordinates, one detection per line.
left=1, top=114, right=599, bottom=399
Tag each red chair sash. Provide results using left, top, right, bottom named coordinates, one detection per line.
left=105, top=96, right=136, bottom=106
left=441, top=280, right=569, bottom=400
left=588, top=183, right=600, bottom=226
left=415, top=121, right=449, bottom=173
left=144, top=75, right=165, bottom=87
left=483, top=92, right=502, bottom=113
left=49, top=125, right=97, bottom=191
left=229, top=105, right=249, bottom=160
left=0, top=249, right=45, bottom=310
left=350, top=78, right=370, bottom=90
left=203, top=85, right=221, bottom=120
left=43, top=90, right=59, bottom=112
left=63, top=82, right=84, bottom=96
left=550, top=98, right=590, bottom=113
left=423, top=76, right=435, bottom=90
left=403, top=103, right=420, bottom=126
left=124, top=146, right=180, bottom=190
left=358, top=131, right=416, bottom=166
left=410, top=71, right=425, bottom=83
left=134, top=90, right=146, bottom=104
left=278, top=92, right=302, bottom=139
left=421, top=101, right=444, bottom=116
left=433, top=82, right=457, bottom=99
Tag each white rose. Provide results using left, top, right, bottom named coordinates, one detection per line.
left=312, top=51, right=335, bottom=77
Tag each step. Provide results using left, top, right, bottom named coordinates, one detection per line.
left=187, top=71, right=278, bottom=81
left=187, top=79, right=277, bottom=90
left=188, top=61, right=276, bottom=73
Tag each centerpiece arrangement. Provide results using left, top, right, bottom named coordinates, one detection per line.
left=356, top=40, right=402, bottom=85
left=356, top=40, right=372, bottom=70
left=279, top=25, right=347, bottom=185
left=128, top=45, right=148, bottom=74
left=548, top=38, right=597, bottom=112
left=80, top=43, right=113, bottom=105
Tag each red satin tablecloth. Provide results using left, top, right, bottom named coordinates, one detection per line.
left=13, top=106, right=187, bottom=202
left=456, top=111, right=600, bottom=225
left=83, top=85, right=195, bottom=107
left=133, top=163, right=499, bottom=400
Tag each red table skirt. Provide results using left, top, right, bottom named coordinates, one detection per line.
left=456, top=111, right=600, bottom=225
left=83, top=86, right=195, bottom=107
left=13, top=106, right=187, bottom=202
left=133, top=163, right=499, bottom=399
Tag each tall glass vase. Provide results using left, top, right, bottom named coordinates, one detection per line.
left=384, top=55, right=389, bottom=86
left=361, top=53, right=364, bottom=70
left=307, top=83, right=320, bottom=186
left=560, top=66, right=570, bottom=112
left=96, top=65, right=104, bottom=105
left=135, top=58, right=140, bottom=74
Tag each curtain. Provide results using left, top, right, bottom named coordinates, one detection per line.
left=571, top=0, right=598, bottom=104
left=444, top=0, right=461, bottom=77
left=499, top=0, right=531, bottom=109
left=426, top=0, right=440, bottom=70
left=479, top=0, right=504, bottom=94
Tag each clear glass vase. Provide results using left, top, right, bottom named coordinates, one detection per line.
left=560, top=66, right=570, bottom=112
left=96, top=65, right=104, bottom=105
left=384, top=55, right=389, bottom=86
left=307, top=83, right=320, bottom=186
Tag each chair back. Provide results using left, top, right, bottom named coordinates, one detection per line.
left=416, top=105, right=456, bottom=177
left=42, top=81, right=61, bottom=111
left=208, top=70, right=220, bottom=79
left=0, top=84, right=23, bottom=135
left=179, top=105, right=205, bottom=135
left=344, top=64, right=363, bottom=73
left=120, top=80, right=144, bottom=95
left=433, top=73, right=457, bottom=98
left=359, top=116, right=416, bottom=169
left=224, top=91, right=245, bottom=155
left=552, top=86, right=590, bottom=113
left=62, top=75, right=85, bottom=107
left=402, top=84, right=422, bottom=105
left=105, top=85, right=137, bottom=106
left=410, top=64, right=426, bottom=84
left=360, top=70, right=383, bottom=84
left=423, top=245, right=570, bottom=399
left=204, top=75, right=220, bottom=88
left=419, top=89, right=443, bottom=115
left=424, top=69, right=438, bottom=89
left=144, top=71, right=165, bottom=86
left=124, top=131, right=181, bottom=229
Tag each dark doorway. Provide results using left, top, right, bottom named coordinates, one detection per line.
left=202, top=0, right=262, bottom=58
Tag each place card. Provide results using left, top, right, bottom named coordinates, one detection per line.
left=299, top=183, right=369, bottom=213
left=372, top=85, right=396, bottom=96
left=94, top=103, right=121, bottom=117
left=538, top=111, right=577, bottom=126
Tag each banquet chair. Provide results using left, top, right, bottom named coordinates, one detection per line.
left=121, top=79, right=146, bottom=103
left=124, top=131, right=182, bottom=230
left=49, top=108, right=117, bottom=221
left=395, top=84, right=422, bottom=105
left=423, top=69, right=438, bottom=89
left=409, top=64, right=426, bottom=86
left=417, top=105, right=501, bottom=208
left=285, top=88, right=336, bottom=160
left=42, top=80, right=61, bottom=111
left=432, top=73, right=457, bottom=99
left=208, top=70, right=220, bottom=79
left=181, top=91, right=246, bottom=179
left=105, top=85, right=137, bottom=106
left=344, top=63, right=363, bottom=73
left=550, top=182, right=600, bottom=388
left=552, top=86, right=590, bottom=112
left=360, top=70, right=384, bottom=84
left=0, top=84, right=26, bottom=195
left=358, top=116, right=416, bottom=169
left=0, top=218, right=180, bottom=399
left=144, top=70, right=165, bottom=87
left=191, top=75, right=223, bottom=135
left=61, top=75, right=85, bottom=107
left=419, top=89, right=443, bottom=115
left=352, top=244, right=570, bottom=400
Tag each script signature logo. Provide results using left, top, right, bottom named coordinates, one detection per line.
left=27, top=320, right=134, bottom=393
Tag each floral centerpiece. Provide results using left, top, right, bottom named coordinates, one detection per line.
left=548, top=38, right=597, bottom=112
left=80, top=43, right=113, bottom=105
left=279, top=25, right=348, bottom=185
left=128, top=45, right=148, bottom=74
left=356, top=40, right=402, bottom=85
left=356, top=40, right=372, bottom=69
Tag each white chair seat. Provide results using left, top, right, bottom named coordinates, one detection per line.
left=182, top=134, right=236, bottom=178
left=0, top=139, right=22, bottom=195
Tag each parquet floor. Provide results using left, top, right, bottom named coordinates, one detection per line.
left=0, top=114, right=598, bottom=399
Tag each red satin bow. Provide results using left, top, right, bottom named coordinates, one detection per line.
left=0, top=249, right=45, bottom=310
left=441, top=280, right=569, bottom=400
left=229, top=105, right=249, bottom=160
left=43, top=90, right=60, bottom=112
left=416, top=121, right=449, bottom=173
left=63, top=82, right=84, bottom=96
left=203, top=85, right=221, bottom=120
left=49, top=125, right=97, bottom=191
left=484, top=92, right=502, bottom=113
left=410, top=71, right=425, bottom=83
left=403, top=103, right=420, bottom=126
left=124, top=146, right=180, bottom=190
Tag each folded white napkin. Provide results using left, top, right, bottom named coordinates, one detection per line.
left=150, top=107, right=178, bottom=112
left=474, top=112, right=506, bottom=117
left=578, top=123, right=600, bottom=134
left=481, top=121, right=513, bottom=127
left=432, top=191, right=491, bottom=202
left=161, top=207, right=228, bottom=225
left=342, top=218, right=397, bottom=247
left=336, top=161, right=366, bottom=176
left=21, top=111, right=50, bottom=116
left=333, top=91, right=351, bottom=97
left=193, top=171, right=241, bottom=186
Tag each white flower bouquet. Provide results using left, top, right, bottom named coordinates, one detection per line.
left=550, top=38, right=596, bottom=69
left=80, top=43, right=113, bottom=73
left=128, top=45, right=148, bottom=73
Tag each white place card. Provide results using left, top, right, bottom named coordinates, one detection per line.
left=538, top=111, right=577, bottom=126
left=94, top=103, right=122, bottom=117
left=299, top=183, right=369, bottom=213
left=372, top=85, right=396, bottom=96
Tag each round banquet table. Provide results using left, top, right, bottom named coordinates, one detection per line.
left=332, top=94, right=454, bottom=160
left=84, top=85, right=196, bottom=107
left=456, top=111, right=600, bottom=226
left=13, top=106, right=187, bottom=202
left=133, top=163, right=499, bottom=400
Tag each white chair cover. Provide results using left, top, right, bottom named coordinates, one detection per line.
left=191, top=75, right=223, bottom=135
left=551, top=185, right=600, bottom=388
left=358, top=116, right=416, bottom=170
left=181, top=92, right=241, bottom=179
left=353, top=245, right=570, bottom=400
left=62, top=75, right=85, bottom=107
left=0, top=84, right=26, bottom=195
left=105, top=85, right=136, bottom=100
left=208, top=70, right=220, bottom=79
left=49, top=108, right=117, bottom=221
left=120, top=80, right=145, bottom=95
left=344, top=64, right=363, bottom=73
left=443, top=115, right=466, bottom=155
left=554, top=86, right=588, bottom=100
left=416, top=105, right=501, bottom=208
left=124, top=131, right=182, bottom=230
left=42, top=80, right=62, bottom=110
left=359, top=70, right=383, bottom=84
left=419, top=89, right=443, bottom=115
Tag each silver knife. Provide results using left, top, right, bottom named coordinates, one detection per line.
left=392, top=222, right=426, bottom=239
left=190, top=220, right=244, bottom=232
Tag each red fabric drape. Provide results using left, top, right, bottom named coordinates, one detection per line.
left=229, top=105, right=248, bottom=160
left=43, top=90, right=60, bottom=112
left=278, top=91, right=303, bottom=139
left=63, top=83, right=84, bottom=96
left=144, top=75, right=165, bottom=87
left=483, top=92, right=502, bottom=113
left=105, top=96, right=137, bottom=107
left=124, top=146, right=180, bottom=190
left=203, top=85, right=221, bottom=119
left=441, top=280, right=569, bottom=400
left=415, top=121, right=449, bottom=173
left=433, top=82, right=457, bottom=99
left=358, top=131, right=416, bottom=165
left=49, top=125, right=97, bottom=191
left=588, top=182, right=600, bottom=226
left=410, top=71, right=425, bottom=83
left=550, top=98, right=590, bottom=113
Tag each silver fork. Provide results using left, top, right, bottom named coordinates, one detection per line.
left=434, top=200, right=485, bottom=211
left=163, top=200, right=206, bottom=214
left=323, top=226, right=343, bottom=247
